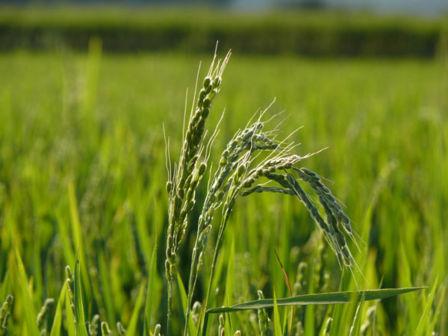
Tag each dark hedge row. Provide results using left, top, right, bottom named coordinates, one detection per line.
left=0, top=7, right=446, bottom=56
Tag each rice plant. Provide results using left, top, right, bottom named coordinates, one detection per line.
left=163, top=49, right=420, bottom=335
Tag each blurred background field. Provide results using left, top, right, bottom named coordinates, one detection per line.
left=0, top=8, right=447, bottom=57
left=0, top=2, right=447, bottom=335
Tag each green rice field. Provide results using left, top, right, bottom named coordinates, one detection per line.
left=0, top=47, right=446, bottom=334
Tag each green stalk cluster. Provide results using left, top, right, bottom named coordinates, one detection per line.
left=165, top=51, right=356, bottom=335
left=187, top=120, right=291, bottom=330
left=165, top=49, right=231, bottom=335
left=166, top=51, right=231, bottom=278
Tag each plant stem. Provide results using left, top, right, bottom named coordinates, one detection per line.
left=200, top=223, right=227, bottom=335
left=199, top=205, right=233, bottom=335
left=184, top=242, right=200, bottom=336
left=166, top=276, right=173, bottom=336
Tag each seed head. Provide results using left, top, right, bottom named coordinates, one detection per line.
left=203, top=76, right=212, bottom=89
left=213, top=76, right=222, bottom=88
left=101, top=322, right=111, bottom=335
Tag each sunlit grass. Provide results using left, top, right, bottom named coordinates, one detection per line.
left=0, top=49, right=446, bottom=334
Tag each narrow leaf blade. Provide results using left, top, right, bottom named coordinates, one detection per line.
left=273, top=291, right=282, bottom=336
left=206, top=287, right=424, bottom=314
left=126, top=279, right=147, bottom=336
left=49, top=282, right=67, bottom=336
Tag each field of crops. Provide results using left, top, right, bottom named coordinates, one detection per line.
left=0, top=45, right=447, bottom=335
left=0, top=8, right=445, bottom=56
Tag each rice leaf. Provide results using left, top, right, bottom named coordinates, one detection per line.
left=97, top=251, right=115, bottom=327
left=64, top=286, right=76, bottom=336
left=126, top=279, right=147, bottom=336
left=14, top=249, right=40, bottom=336
left=415, top=283, right=436, bottom=335
left=176, top=272, right=197, bottom=336
left=206, top=287, right=424, bottom=314
left=68, top=183, right=92, bottom=302
left=74, top=261, right=88, bottom=336
left=272, top=291, right=282, bottom=336
left=144, top=242, right=158, bottom=334
left=49, top=282, right=67, bottom=336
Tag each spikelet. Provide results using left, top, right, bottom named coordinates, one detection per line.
left=88, top=315, right=100, bottom=335
left=101, top=321, right=111, bottom=335
left=153, top=324, right=162, bottom=336
left=0, top=295, right=13, bottom=336
left=256, top=290, right=271, bottom=336
left=37, top=298, right=55, bottom=332
left=117, top=322, right=126, bottom=335
left=218, top=314, right=225, bottom=336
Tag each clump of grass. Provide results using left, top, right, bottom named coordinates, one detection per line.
left=164, top=49, right=356, bottom=335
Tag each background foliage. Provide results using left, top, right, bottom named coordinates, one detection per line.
left=0, top=8, right=446, bottom=56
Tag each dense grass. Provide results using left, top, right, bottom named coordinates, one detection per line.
left=0, top=7, right=446, bottom=56
left=0, top=48, right=446, bottom=334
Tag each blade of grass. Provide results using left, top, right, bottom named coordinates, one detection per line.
left=349, top=299, right=364, bottom=336
left=273, top=291, right=282, bottom=336
left=176, top=272, right=197, bottom=336
left=64, top=284, right=76, bottom=336
left=304, top=257, right=315, bottom=336
left=97, top=250, right=116, bottom=327
left=14, top=249, right=40, bottom=336
left=144, top=241, right=159, bottom=334
left=68, top=183, right=92, bottom=304
left=273, top=248, right=293, bottom=335
left=74, top=261, right=88, bottom=336
left=55, top=212, right=76, bottom=271
left=415, top=283, right=436, bottom=335
left=126, top=279, right=147, bottom=336
left=0, top=270, right=9, bottom=303
left=206, top=288, right=424, bottom=314
left=49, top=282, right=67, bottom=336
left=428, top=285, right=445, bottom=334
left=223, top=237, right=236, bottom=334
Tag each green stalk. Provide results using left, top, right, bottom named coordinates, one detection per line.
left=184, top=222, right=203, bottom=336
left=200, top=209, right=232, bottom=336
left=166, top=276, right=174, bottom=336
